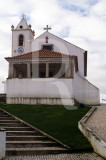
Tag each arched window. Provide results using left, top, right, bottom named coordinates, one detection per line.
left=19, top=34, right=24, bottom=46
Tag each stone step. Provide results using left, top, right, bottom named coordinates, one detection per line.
left=0, top=111, right=5, bottom=113
left=6, top=141, right=58, bottom=148
left=0, top=117, right=15, bottom=120
left=0, top=123, right=26, bottom=127
left=0, top=114, right=10, bottom=117
left=4, top=127, right=34, bottom=131
left=6, top=131, right=40, bottom=136
left=6, top=136, right=50, bottom=141
left=0, top=108, right=70, bottom=156
left=6, top=147, right=69, bottom=155
left=0, top=120, right=20, bottom=123
left=0, top=112, right=8, bottom=115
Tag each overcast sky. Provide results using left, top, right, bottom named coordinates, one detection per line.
left=0, top=0, right=106, bottom=101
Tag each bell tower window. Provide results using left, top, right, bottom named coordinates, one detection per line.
left=19, top=34, right=24, bottom=46
left=19, top=25, right=23, bottom=29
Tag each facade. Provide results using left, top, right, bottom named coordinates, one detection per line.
left=5, top=17, right=100, bottom=105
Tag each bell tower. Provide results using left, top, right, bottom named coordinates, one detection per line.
left=11, top=16, right=35, bottom=56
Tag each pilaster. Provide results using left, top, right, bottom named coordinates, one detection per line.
left=65, top=63, right=70, bottom=78
left=70, top=61, right=74, bottom=78
left=46, top=63, right=49, bottom=78
left=8, top=63, right=14, bottom=78
left=27, top=63, right=31, bottom=78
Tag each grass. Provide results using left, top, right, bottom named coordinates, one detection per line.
left=0, top=104, right=92, bottom=150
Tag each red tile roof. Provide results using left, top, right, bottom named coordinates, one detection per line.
left=5, top=49, right=76, bottom=60
left=5, top=49, right=78, bottom=71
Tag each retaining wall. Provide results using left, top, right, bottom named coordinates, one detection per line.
left=73, top=73, right=100, bottom=105
left=78, top=107, right=106, bottom=159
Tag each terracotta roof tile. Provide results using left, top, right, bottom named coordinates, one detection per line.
left=5, top=49, right=76, bottom=60
left=5, top=49, right=79, bottom=72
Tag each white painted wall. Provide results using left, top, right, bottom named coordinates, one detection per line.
left=6, top=78, right=73, bottom=99
left=31, top=32, right=85, bottom=76
left=73, top=72, right=100, bottom=105
left=0, top=129, right=6, bottom=160
left=6, top=74, right=100, bottom=105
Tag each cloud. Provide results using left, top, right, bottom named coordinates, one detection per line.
left=0, top=0, right=106, bottom=102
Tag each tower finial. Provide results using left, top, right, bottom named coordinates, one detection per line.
left=22, top=13, right=26, bottom=19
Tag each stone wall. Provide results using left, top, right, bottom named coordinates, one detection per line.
left=6, top=97, right=75, bottom=105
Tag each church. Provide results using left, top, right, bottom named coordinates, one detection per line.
left=5, top=17, right=100, bottom=105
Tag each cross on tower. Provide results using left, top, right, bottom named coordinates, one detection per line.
left=22, top=13, right=26, bottom=19
left=44, top=25, right=51, bottom=32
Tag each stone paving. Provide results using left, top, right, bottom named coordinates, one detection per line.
left=5, top=153, right=104, bottom=160
left=86, top=106, right=106, bottom=142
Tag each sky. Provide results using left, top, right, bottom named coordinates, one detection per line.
left=0, top=0, right=106, bottom=102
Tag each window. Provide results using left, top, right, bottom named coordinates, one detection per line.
left=42, top=45, right=53, bottom=51
left=19, top=34, right=24, bottom=46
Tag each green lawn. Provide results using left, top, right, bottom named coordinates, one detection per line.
left=0, top=104, right=92, bottom=150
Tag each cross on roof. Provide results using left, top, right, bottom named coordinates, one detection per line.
left=22, top=13, right=26, bottom=19
left=44, top=25, right=51, bottom=32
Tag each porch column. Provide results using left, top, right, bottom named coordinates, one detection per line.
left=70, top=61, right=74, bottom=78
left=65, top=63, right=70, bottom=78
left=9, top=63, right=14, bottom=78
left=46, top=63, right=49, bottom=78
left=27, top=63, right=31, bottom=78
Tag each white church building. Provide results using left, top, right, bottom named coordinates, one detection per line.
left=5, top=17, right=100, bottom=105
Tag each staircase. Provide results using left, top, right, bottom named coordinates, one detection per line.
left=0, top=108, right=70, bottom=156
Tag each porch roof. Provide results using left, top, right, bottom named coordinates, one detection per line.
left=5, top=49, right=78, bottom=72
left=5, top=49, right=77, bottom=60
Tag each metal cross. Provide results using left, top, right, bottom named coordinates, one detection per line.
left=44, top=25, right=51, bottom=32
left=22, top=13, right=26, bottom=19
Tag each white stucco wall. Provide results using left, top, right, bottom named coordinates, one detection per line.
left=31, top=32, right=85, bottom=76
left=0, top=129, right=6, bottom=160
left=6, top=78, right=73, bottom=99
left=73, top=72, right=100, bottom=105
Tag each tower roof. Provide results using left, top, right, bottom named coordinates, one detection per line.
left=15, top=17, right=30, bottom=30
